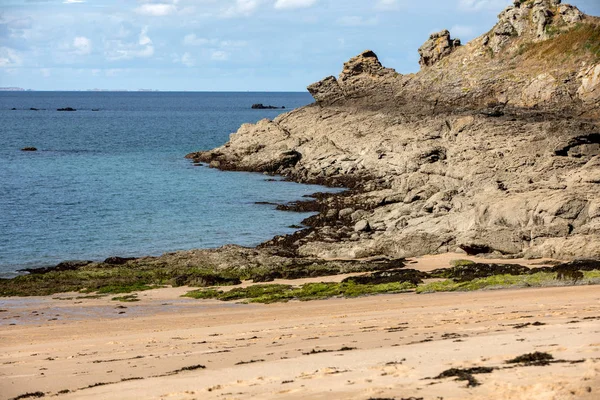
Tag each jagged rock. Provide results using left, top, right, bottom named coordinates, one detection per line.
left=488, top=0, right=584, bottom=52
left=339, top=50, right=385, bottom=81
left=307, top=76, right=345, bottom=105
left=557, top=3, right=584, bottom=23
left=418, top=30, right=461, bottom=67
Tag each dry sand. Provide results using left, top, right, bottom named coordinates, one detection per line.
left=1, top=255, right=599, bottom=400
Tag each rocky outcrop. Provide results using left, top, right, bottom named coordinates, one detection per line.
left=485, top=0, right=584, bottom=53
left=418, top=30, right=461, bottom=67
left=188, top=2, right=600, bottom=260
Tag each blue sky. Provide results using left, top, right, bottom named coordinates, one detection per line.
left=1, top=0, right=599, bottom=91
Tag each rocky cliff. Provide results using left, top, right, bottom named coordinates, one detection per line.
left=187, top=0, right=600, bottom=260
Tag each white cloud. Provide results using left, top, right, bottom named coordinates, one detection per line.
left=183, top=34, right=214, bottom=46
left=337, top=16, right=378, bottom=27
left=139, top=27, right=152, bottom=46
left=0, top=47, right=23, bottom=67
left=173, top=52, right=195, bottom=66
left=104, top=27, right=154, bottom=60
left=222, top=0, right=260, bottom=17
left=211, top=50, right=229, bottom=61
left=183, top=34, right=247, bottom=48
left=375, top=0, right=401, bottom=10
left=105, top=68, right=123, bottom=77
left=63, top=0, right=86, bottom=3
left=181, top=52, right=194, bottom=66
left=458, top=0, right=511, bottom=12
left=274, top=0, right=317, bottom=9
left=73, top=36, right=92, bottom=55
left=39, top=68, right=51, bottom=77
left=135, top=3, right=177, bottom=16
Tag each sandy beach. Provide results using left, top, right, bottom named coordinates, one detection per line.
left=1, top=255, right=599, bottom=400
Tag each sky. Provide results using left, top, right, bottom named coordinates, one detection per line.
left=1, top=0, right=599, bottom=91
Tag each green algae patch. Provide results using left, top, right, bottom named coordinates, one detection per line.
left=416, top=271, right=600, bottom=294
left=111, top=294, right=140, bottom=302
left=0, top=252, right=408, bottom=297
left=183, top=281, right=416, bottom=303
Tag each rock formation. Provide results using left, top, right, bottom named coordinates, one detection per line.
left=188, top=0, right=600, bottom=260
left=418, top=30, right=461, bottom=67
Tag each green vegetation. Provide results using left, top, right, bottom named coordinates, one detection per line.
left=450, top=259, right=475, bottom=267
left=544, top=24, right=562, bottom=39
left=0, top=255, right=406, bottom=297
left=111, top=294, right=140, bottom=302
left=416, top=271, right=600, bottom=294
left=184, top=281, right=416, bottom=304
left=515, top=22, right=600, bottom=65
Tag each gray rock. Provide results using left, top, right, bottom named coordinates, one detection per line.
left=326, top=209, right=339, bottom=219
left=351, top=210, right=370, bottom=222
left=339, top=208, right=355, bottom=218
left=354, top=220, right=371, bottom=232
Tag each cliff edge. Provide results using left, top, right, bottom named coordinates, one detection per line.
left=188, top=0, right=600, bottom=260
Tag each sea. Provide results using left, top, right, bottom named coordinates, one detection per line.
left=0, top=91, right=333, bottom=278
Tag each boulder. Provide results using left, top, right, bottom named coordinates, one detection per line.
left=354, top=220, right=371, bottom=232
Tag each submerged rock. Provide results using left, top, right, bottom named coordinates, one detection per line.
left=251, top=104, right=284, bottom=109
left=22, top=260, right=93, bottom=274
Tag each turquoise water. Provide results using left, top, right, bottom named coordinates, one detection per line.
left=0, top=92, right=328, bottom=277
